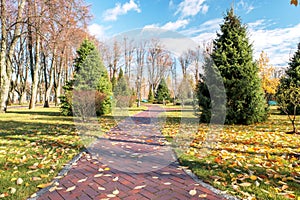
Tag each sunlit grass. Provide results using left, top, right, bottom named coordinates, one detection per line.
left=0, top=107, right=117, bottom=199
left=161, top=106, right=300, bottom=200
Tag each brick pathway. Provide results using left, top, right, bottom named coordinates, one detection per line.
left=36, top=105, right=229, bottom=200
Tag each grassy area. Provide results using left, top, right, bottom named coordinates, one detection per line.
left=0, top=107, right=119, bottom=199
left=161, top=106, right=300, bottom=200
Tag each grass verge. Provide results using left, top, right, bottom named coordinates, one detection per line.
left=161, top=106, right=300, bottom=200
left=0, top=107, right=118, bottom=199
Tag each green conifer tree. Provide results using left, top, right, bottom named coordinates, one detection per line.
left=155, top=78, right=171, bottom=104
left=60, top=39, right=112, bottom=116
left=197, top=8, right=267, bottom=125
left=113, top=68, right=131, bottom=107
left=277, top=42, right=300, bottom=114
left=148, top=88, right=154, bottom=103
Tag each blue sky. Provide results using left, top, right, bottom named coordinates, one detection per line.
left=86, top=0, right=300, bottom=67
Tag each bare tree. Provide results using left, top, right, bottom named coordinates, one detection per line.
left=135, top=41, right=147, bottom=107
left=0, top=0, right=26, bottom=112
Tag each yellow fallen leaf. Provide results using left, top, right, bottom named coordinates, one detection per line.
left=40, top=174, right=49, bottom=178
left=66, top=186, right=76, bottom=192
left=107, top=194, right=116, bottom=198
left=10, top=178, right=17, bottom=182
left=112, top=189, right=119, bottom=195
left=189, top=189, right=197, bottom=196
left=250, top=175, right=257, bottom=181
left=49, top=186, right=56, bottom=192
left=37, top=182, right=52, bottom=189
left=199, top=194, right=207, bottom=198
left=282, top=185, right=289, bottom=190
left=104, top=167, right=110, bottom=171
left=30, top=193, right=37, bottom=198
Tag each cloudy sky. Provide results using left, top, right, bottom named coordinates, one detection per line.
left=86, top=0, right=300, bottom=67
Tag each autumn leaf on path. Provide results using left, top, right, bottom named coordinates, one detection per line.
left=66, top=185, right=76, bottom=192
left=133, top=185, right=146, bottom=190
left=189, top=189, right=197, bottom=196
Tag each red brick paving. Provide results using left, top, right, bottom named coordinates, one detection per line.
left=37, top=105, right=227, bottom=200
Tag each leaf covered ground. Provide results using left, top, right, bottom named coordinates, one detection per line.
left=161, top=106, right=300, bottom=200
left=0, top=107, right=117, bottom=200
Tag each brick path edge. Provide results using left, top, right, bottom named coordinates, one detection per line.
left=27, top=149, right=88, bottom=200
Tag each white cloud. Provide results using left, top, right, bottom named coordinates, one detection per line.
left=143, top=24, right=159, bottom=29
left=142, top=19, right=190, bottom=32
left=161, top=19, right=190, bottom=31
left=181, top=18, right=222, bottom=39
left=103, top=0, right=141, bottom=21
left=249, top=22, right=300, bottom=66
left=175, top=0, right=209, bottom=18
left=237, top=0, right=254, bottom=14
left=184, top=18, right=300, bottom=67
left=88, top=23, right=108, bottom=41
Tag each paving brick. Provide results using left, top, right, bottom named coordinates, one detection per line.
left=37, top=106, right=227, bottom=200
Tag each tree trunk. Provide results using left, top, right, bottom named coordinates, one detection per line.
left=0, top=0, right=8, bottom=112
left=44, top=49, right=55, bottom=108
left=29, top=35, right=41, bottom=109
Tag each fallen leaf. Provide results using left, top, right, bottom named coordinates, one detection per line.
left=10, top=188, right=16, bottom=194
left=49, top=186, right=56, bottom=192
left=163, top=182, right=172, bottom=185
left=98, top=187, right=106, bottom=191
left=94, top=174, right=103, bottom=178
left=30, top=193, right=37, bottom=198
left=112, top=189, right=119, bottom=195
left=16, top=178, right=23, bottom=185
left=107, top=194, right=116, bottom=198
left=66, top=186, right=76, bottom=192
left=78, top=178, right=87, bottom=183
left=249, top=175, right=257, bottom=181
left=189, top=189, right=197, bottom=196
left=37, top=182, right=52, bottom=189
left=32, top=177, right=42, bottom=181
left=40, top=174, right=49, bottom=178
left=199, top=194, right=208, bottom=198
left=0, top=193, right=9, bottom=198
left=104, top=167, right=110, bottom=171
left=134, top=185, right=146, bottom=190
left=112, top=177, right=119, bottom=182
left=239, top=182, right=251, bottom=187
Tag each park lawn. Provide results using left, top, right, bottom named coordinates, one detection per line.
left=0, top=107, right=117, bottom=200
left=161, top=106, right=300, bottom=200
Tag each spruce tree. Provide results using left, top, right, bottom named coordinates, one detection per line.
left=155, top=78, right=171, bottom=104
left=198, top=8, right=267, bottom=125
left=60, top=39, right=112, bottom=116
left=113, top=68, right=131, bottom=107
left=148, top=88, right=154, bottom=103
left=277, top=42, right=300, bottom=114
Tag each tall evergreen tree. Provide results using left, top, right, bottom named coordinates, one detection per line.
left=277, top=42, right=300, bottom=114
left=113, top=68, right=131, bottom=107
left=60, top=39, right=112, bottom=116
left=155, top=78, right=171, bottom=104
left=197, top=8, right=267, bottom=125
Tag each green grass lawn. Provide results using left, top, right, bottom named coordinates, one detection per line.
left=0, top=107, right=119, bottom=199
left=161, top=106, right=300, bottom=200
